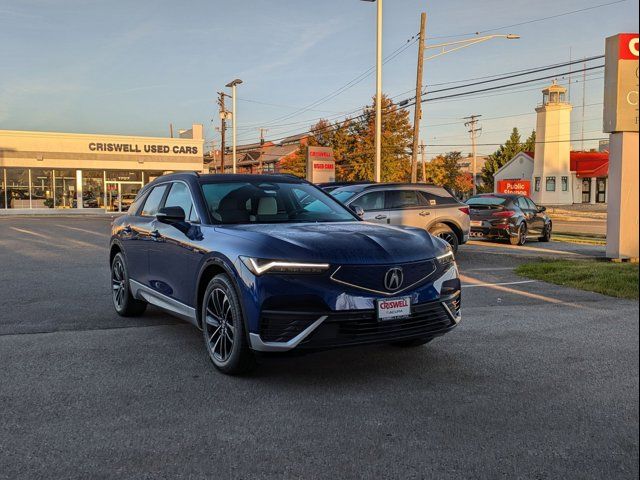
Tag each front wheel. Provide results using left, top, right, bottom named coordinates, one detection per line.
left=539, top=222, right=552, bottom=242
left=111, top=252, right=147, bottom=317
left=429, top=223, right=459, bottom=253
left=202, top=274, right=255, bottom=375
left=510, top=223, right=527, bottom=246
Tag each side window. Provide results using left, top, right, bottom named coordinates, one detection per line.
left=140, top=184, right=168, bottom=217
left=387, top=190, right=421, bottom=209
left=525, top=198, right=538, bottom=211
left=354, top=191, right=385, bottom=211
left=516, top=197, right=530, bottom=210
left=419, top=187, right=457, bottom=206
left=164, top=182, right=198, bottom=222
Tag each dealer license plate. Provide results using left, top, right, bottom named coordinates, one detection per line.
left=377, top=296, right=411, bottom=321
left=470, top=220, right=483, bottom=227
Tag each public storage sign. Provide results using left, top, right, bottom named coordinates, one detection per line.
left=604, top=33, right=639, bottom=133
left=497, top=179, right=531, bottom=196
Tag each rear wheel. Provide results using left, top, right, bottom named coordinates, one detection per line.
left=510, top=223, right=527, bottom=246
left=202, top=274, right=255, bottom=375
left=429, top=223, right=459, bottom=253
left=539, top=222, right=552, bottom=242
left=111, top=253, right=147, bottom=317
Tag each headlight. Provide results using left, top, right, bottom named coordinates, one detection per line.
left=240, top=257, right=330, bottom=275
left=435, top=250, right=456, bottom=270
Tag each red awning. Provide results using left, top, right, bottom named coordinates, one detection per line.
left=575, top=161, right=609, bottom=178
left=570, top=152, right=609, bottom=178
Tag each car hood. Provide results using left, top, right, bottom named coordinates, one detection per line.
left=214, top=221, right=448, bottom=264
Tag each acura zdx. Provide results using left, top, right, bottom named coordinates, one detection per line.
left=109, top=173, right=461, bottom=375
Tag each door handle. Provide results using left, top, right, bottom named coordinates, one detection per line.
left=419, top=211, right=431, bottom=217
left=150, top=230, right=162, bottom=240
left=123, top=225, right=132, bottom=234
left=375, top=215, right=387, bottom=220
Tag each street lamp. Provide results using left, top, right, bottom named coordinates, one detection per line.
left=423, top=34, right=520, bottom=61
left=361, top=0, right=382, bottom=183
left=225, top=78, right=243, bottom=173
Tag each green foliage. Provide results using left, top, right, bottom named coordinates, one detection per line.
left=516, top=260, right=639, bottom=300
left=480, top=128, right=536, bottom=191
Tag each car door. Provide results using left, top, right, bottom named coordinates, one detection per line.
left=386, top=189, right=431, bottom=228
left=525, top=197, right=546, bottom=235
left=350, top=190, right=389, bottom=224
left=123, top=184, right=169, bottom=284
left=147, top=181, right=204, bottom=307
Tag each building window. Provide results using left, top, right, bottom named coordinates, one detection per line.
left=54, top=170, right=77, bottom=208
left=534, top=177, right=541, bottom=192
left=82, top=170, right=105, bottom=208
left=561, top=176, right=569, bottom=191
left=30, top=169, right=54, bottom=208
left=545, top=176, right=556, bottom=192
left=596, top=178, right=607, bottom=203
left=581, top=178, right=592, bottom=203
left=5, top=169, right=30, bottom=209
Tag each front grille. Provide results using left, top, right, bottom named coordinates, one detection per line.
left=330, top=259, right=437, bottom=295
left=258, top=293, right=461, bottom=349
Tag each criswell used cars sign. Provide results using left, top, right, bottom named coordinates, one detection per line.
left=497, top=179, right=531, bottom=196
left=88, top=142, right=199, bottom=155
left=306, top=146, right=335, bottom=183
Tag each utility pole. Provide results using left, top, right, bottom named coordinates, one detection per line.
left=217, top=92, right=227, bottom=173
left=411, top=12, right=427, bottom=183
left=420, top=139, right=426, bottom=183
left=581, top=58, right=586, bottom=151
left=258, top=128, right=268, bottom=174
left=464, top=115, right=482, bottom=195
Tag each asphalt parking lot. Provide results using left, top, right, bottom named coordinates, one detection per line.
left=1, top=216, right=638, bottom=479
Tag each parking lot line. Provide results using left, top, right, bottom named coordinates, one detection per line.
left=54, top=224, right=109, bottom=237
left=462, top=280, right=537, bottom=288
left=467, top=240, right=581, bottom=256
left=10, top=227, right=49, bottom=239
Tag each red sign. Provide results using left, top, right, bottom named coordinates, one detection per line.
left=497, top=179, right=531, bottom=196
left=618, top=33, right=639, bottom=60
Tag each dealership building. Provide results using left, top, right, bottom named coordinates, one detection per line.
left=494, top=82, right=609, bottom=205
left=0, top=125, right=204, bottom=211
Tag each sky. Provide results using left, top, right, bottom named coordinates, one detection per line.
left=0, top=0, right=638, bottom=157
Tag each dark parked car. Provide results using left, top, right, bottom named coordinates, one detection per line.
left=109, top=173, right=462, bottom=375
left=466, top=194, right=552, bottom=246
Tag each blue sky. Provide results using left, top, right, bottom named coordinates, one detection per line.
left=0, top=0, right=638, bottom=156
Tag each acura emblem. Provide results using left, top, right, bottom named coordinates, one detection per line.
left=384, top=267, right=404, bottom=291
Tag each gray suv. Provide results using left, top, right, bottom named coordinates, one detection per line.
left=331, top=183, right=470, bottom=252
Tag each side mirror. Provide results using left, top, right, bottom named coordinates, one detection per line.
left=537, top=205, right=547, bottom=213
left=156, top=206, right=186, bottom=224
left=350, top=204, right=365, bottom=219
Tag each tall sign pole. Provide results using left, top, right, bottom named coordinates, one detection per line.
left=411, top=12, right=427, bottom=183
left=603, top=33, right=639, bottom=260
left=464, top=115, right=482, bottom=195
left=217, top=92, right=227, bottom=173
left=374, top=0, right=383, bottom=183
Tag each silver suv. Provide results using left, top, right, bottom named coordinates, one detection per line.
left=331, top=183, right=470, bottom=252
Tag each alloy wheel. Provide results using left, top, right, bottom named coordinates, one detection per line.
left=437, top=231, right=457, bottom=248
left=204, top=287, right=235, bottom=363
left=111, top=258, right=126, bottom=310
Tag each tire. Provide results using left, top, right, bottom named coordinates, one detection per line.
left=390, top=337, right=433, bottom=347
left=510, top=223, right=527, bottom=246
left=202, top=274, right=255, bottom=375
left=539, top=222, right=552, bottom=242
left=111, top=252, right=147, bottom=317
left=429, top=223, right=459, bottom=253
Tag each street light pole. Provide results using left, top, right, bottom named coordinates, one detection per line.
left=225, top=78, right=243, bottom=174
left=361, top=0, right=382, bottom=183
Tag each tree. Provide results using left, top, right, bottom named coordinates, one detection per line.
left=424, top=151, right=463, bottom=190
left=455, top=172, right=474, bottom=196
left=480, top=128, right=536, bottom=191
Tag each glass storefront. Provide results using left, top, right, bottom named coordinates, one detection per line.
left=0, top=168, right=177, bottom=211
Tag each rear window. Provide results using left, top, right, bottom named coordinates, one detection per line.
left=467, top=196, right=508, bottom=206
left=331, top=190, right=358, bottom=204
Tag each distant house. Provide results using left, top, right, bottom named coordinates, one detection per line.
left=457, top=154, right=488, bottom=188
left=208, top=134, right=310, bottom=174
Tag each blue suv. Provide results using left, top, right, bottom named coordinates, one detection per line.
left=109, top=173, right=461, bottom=374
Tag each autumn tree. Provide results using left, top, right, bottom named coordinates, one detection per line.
left=424, top=151, right=463, bottom=190
left=481, top=128, right=536, bottom=191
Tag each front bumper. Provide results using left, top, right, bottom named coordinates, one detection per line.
left=249, top=292, right=461, bottom=352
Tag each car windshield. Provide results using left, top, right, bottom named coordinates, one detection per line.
left=201, top=181, right=357, bottom=224
left=467, top=196, right=508, bottom=206
left=331, top=189, right=358, bottom=204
